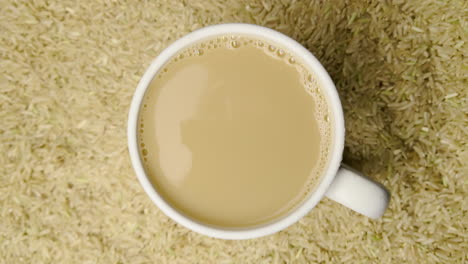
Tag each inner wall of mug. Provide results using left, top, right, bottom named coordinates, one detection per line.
left=128, top=24, right=345, bottom=239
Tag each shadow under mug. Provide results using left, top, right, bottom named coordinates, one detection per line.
left=128, top=23, right=390, bottom=240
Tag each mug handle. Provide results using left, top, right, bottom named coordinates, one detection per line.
left=325, top=165, right=390, bottom=219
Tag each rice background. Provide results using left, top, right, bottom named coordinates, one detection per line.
left=0, top=0, right=466, bottom=263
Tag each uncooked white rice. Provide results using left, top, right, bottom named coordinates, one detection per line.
left=0, top=0, right=466, bottom=263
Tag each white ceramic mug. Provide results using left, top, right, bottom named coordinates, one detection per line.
left=128, top=24, right=390, bottom=240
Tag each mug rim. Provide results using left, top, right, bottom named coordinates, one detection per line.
left=127, top=23, right=345, bottom=239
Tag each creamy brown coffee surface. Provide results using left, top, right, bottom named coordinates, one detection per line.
left=138, top=35, right=333, bottom=227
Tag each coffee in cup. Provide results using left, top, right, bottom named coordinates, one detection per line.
left=137, top=35, right=333, bottom=228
